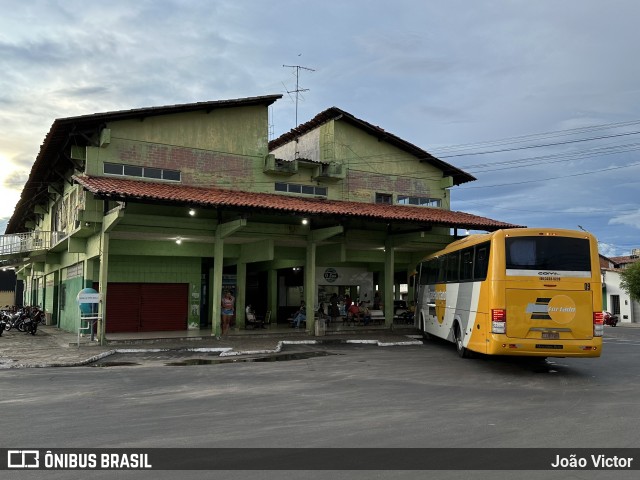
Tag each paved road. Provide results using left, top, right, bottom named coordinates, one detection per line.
left=1, top=326, right=638, bottom=480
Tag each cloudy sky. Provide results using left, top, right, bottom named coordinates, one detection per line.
left=1, top=0, right=639, bottom=257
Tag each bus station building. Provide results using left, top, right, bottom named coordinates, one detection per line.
left=0, top=95, right=518, bottom=339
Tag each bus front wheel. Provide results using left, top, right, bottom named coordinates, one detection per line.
left=454, top=323, right=472, bottom=359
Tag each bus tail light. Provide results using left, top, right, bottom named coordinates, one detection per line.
left=492, top=309, right=506, bottom=334
left=593, top=312, right=604, bottom=337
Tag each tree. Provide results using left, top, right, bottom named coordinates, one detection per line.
left=619, top=261, right=640, bottom=302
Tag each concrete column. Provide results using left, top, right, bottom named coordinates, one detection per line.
left=304, top=241, right=317, bottom=334
left=236, top=261, right=247, bottom=329
left=384, top=238, right=395, bottom=328
left=208, top=266, right=215, bottom=329
left=97, top=232, right=109, bottom=345
left=84, top=258, right=96, bottom=289
left=268, top=268, right=278, bottom=323
left=211, top=235, right=224, bottom=337
left=210, top=219, right=246, bottom=337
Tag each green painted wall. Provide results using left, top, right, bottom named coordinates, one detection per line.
left=34, top=276, right=45, bottom=308
left=331, top=121, right=445, bottom=203
left=58, top=276, right=85, bottom=332
left=84, top=105, right=270, bottom=193
left=108, top=255, right=200, bottom=283
left=267, top=118, right=450, bottom=205
left=44, top=272, right=56, bottom=324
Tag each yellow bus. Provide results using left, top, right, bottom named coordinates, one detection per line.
left=414, top=228, right=603, bottom=358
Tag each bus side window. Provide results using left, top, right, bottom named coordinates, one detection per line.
left=460, top=248, right=474, bottom=282
left=436, top=257, right=446, bottom=283
left=428, top=259, right=437, bottom=284
left=418, top=262, right=428, bottom=285
left=446, top=252, right=460, bottom=283
left=474, top=243, right=490, bottom=280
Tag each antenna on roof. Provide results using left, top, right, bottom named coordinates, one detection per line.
left=282, top=62, right=315, bottom=127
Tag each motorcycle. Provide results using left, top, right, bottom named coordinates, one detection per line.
left=1, top=306, right=44, bottom=334
left=603, top=311, right=619, bottom=327
left=2, top=309, right=24, bottom=332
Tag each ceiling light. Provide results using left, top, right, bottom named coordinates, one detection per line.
left=175, top=237, right=182, bottom=245
left=188, top=209, right=196, bottom=216
left=301, top=218, right=309, bottom=225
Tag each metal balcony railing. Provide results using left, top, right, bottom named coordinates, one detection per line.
left=0, top=231, right=63, bottom=257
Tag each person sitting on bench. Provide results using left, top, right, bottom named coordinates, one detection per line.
left=245, top=304, right=264, bottom=328
left=347, top=302, right=361, bottom=325
left=290, top=301, right=306, bottom=328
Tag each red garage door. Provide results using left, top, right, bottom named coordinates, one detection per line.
left=105, top=283, right=188, bottom=333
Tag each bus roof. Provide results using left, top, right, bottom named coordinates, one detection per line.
left=419, top=227, right=597, bottom=261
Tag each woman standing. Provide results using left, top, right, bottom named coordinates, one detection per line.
left=221, top=290, right=235, bottom=336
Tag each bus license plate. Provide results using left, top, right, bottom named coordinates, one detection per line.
left=542, top=332, right=559, bottom=340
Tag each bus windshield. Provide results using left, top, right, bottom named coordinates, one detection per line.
left=505, top=236, right=591, bottom=272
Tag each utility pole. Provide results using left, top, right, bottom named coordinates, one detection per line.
left=282, top=64, right=315, bottom=127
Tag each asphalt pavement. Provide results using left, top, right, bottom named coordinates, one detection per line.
left=0, top=324, right=423, bottom=369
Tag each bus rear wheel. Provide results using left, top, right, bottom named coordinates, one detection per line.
left=454, top=323, right=472, bottom=359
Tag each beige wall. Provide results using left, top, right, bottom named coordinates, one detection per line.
left=0, top=290, right=15, bottom=306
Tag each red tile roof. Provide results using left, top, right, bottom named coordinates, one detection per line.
left=73, top=175, right=523, bottom=230
left=610, top=255, right=640, bottom=265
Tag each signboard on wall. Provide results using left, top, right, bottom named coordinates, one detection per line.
left=316, top=266, right=373, bottom=304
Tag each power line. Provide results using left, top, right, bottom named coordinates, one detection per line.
left=464, top=142, right=640, bottom=173
left=459, top=160, right=640, bottom=189
left=437, top=129, right=640, bottom=158
left=430, top=119, right=640, bottom=153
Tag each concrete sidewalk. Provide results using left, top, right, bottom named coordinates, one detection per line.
left=0, top=325, right=423, bottom=369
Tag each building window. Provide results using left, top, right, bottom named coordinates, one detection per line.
left=397, top=195, right=442, bottom=207
left=162, top=169, right=181, bottom=181
left=123, top=165, right=143, bottom=177
left=375, top=193, right=393, bottom=204
left=104, top=162, right=181, bottom=182
left=144, top=167, right=162, bottom=179
left=274, top=182, right=327, bottom=196
left=104, top=163, right=123, bottom=175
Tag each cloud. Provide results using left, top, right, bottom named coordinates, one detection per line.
left=598, top=242, right=619, bottom=258
left=609, top=209, right=640, bottom=230
left=2, top=169, right=29, bottom=189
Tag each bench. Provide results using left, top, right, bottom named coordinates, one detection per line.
left=369, top=310, right=385, bottom=325
left=344, top=309, right=385, bottom=326
left=246, top=310, right=270, bottom=329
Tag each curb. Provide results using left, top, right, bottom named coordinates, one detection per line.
left=2, top=336, right=424, bottom=369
